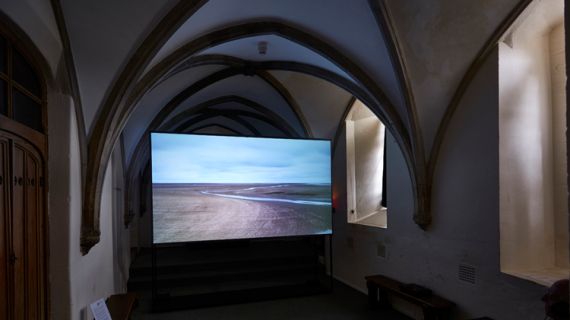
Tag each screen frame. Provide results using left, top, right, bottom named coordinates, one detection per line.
left=149, top=131, right=333, bottom=245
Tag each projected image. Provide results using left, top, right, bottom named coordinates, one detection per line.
left=151, top=133, right=332, bottom=243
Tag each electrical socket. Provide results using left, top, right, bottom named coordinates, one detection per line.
left=346, top=237, right=354, bottom=249
left=377, top=243, right=387, bottom=258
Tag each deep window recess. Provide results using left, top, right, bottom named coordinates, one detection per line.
left=345, top=99, right=387, bottom=228
left=498, top=0, right=568, bottom=286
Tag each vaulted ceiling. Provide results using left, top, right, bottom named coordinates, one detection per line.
left=5, top=0, right=532, bottom=154
left=1, top=0, right=533, bottom=252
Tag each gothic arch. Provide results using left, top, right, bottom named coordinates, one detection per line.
left=82, top=20, right=420, bottom=253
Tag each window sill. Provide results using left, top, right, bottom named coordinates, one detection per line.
left=503, top=267, right=570, bottom=287
left=348, top=208, right=387, bottom=228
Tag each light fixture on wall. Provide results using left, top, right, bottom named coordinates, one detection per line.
left=257, top=41, right=268, bottom=55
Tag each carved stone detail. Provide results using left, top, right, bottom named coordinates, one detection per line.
left=80, top=228, right=101, bottom=254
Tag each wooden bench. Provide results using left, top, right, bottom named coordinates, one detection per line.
left=365, top=275, right=454, bottom=320
left=106, top=293, right=138, bottom=320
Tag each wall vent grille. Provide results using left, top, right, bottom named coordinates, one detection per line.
left=458, top=264, right=476, bottom=284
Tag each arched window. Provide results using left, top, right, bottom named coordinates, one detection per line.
left=0, top=33, right=44, bottom=133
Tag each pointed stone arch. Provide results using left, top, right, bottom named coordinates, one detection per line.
left=427, top=0, right=533, bottom=190
left=159, top=95, right=299, bottom=136
left=82, top=20, right=420, bottom=253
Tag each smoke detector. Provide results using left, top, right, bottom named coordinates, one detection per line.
left=257, top=41, right=268, bottom=55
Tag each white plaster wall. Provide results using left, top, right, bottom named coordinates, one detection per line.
left=47, top=92, right=74, bottom=320
left=549, top=23, right=569, bottom=268
left=61, top=0, right=177, bottom=132
left=333, top=48, right=547, bottom=320
left=270, top=71, right=352, bottom=140
left=69, top=107, right=114, bottom=320
left=4, top=4, right=130, bottom=318
left=68, top=106, right=121, bottom=320
left=48, top=95, right=127, bottom=320
left=385, top=0, right=520, bottom=153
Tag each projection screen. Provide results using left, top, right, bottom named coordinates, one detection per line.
left=151, top=132, right=332, bottom=244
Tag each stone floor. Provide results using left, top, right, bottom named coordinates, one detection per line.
left=131, top=281, right=411, bottom=320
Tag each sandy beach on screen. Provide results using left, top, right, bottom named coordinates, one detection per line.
left=153, top=184, right=331, bottom=243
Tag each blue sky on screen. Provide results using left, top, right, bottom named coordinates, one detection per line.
left=151, top=133, right=331, bottom=184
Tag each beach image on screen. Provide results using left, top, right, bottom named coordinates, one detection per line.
left=151, top=133, right=332, bottom=243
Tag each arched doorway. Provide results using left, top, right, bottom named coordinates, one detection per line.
left=0, top=28, right=48, bottom=320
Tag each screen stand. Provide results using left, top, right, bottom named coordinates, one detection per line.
left=150, top=236, right=332, bottom=312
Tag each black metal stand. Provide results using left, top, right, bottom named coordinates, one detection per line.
left=150, top=235, right=332, bottom=312
left=151, top=242, right=157, bottom=306
left=329, top=233, right=334, bottom=290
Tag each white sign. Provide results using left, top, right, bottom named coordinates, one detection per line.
left=89, top=298, right=111, bottom=320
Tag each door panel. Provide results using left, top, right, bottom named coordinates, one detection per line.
left=0, top=131, right=46, bottom=320
left=24, top=150, right=37, bottom=319
left=12, top=144, right=25, bottom=320
left=37, top=157, right=45, bottom=318
left=0, top=137, right=9, bottom=320
left=25, top=147, right=41, bottom=319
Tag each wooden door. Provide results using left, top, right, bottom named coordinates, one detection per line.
left=0, top=135, right=10, bottom=319
left=0, top=131, right=47, bottom=320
